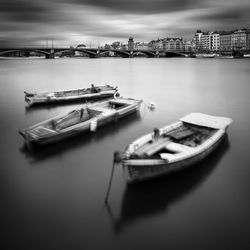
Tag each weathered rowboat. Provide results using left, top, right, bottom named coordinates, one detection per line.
left=24, top=84, right=119, bottom=106
left=106, top=136, right=229, bottom=231
left=19, top=97, right=142, bottom=148
left=118, top=113, right=232, bottom=184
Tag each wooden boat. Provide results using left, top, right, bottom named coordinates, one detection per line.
left=19, top=97, right=142, bottom=148
left=24, top=84, right=119, bottom=106
left=118, top=113, right=232, bottom=184
left=106, top=137, right=229, bottom=232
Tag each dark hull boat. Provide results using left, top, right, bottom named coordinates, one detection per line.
left=24, top=84, right=119, bottom=106
left=19, top=98, right=142, bottom=148
left=120, top=113, right=232, bottom=183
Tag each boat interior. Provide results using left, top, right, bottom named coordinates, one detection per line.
left=36, top=108, right=95, bottom=133
left=54, top=89, right=89, bottom=97
left=91, top=100, right=130, bottom=111
left=29, top=101, right=129, bottom=135
left=131, top=122, right=217, bottom=159
left=26, top=100, right=132, bottom=137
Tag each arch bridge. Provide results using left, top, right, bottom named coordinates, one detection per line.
left=0, top=47, right=190, bottom=58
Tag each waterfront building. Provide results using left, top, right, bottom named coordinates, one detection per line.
left=136, top=42, right=149, bottom=50
left=163, top=38, right=184, bottom=51
left=147, top=39, right=163, bottom=50
left=194, top=30, right=220, bottom=52
left=194, top=30, right=203, bottom=52
left=210, top=32, right=220, bottom=51
left=183, top=39, right=195, bottom=52
left=128, top=37, right=134, bottom=51
left=200, top=32, right=210, bottom=52
left=152, top=39, right=164, bottom=50
left=220, top=31, right=232, bottom=52
left=148, top=40, right=155, bottom=50
left=231, top=29, right=250, bottom=51
left=120, top=44, right=128, bottom=50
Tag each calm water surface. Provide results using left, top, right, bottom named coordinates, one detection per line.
left=1, top=58, right=250, bottom=250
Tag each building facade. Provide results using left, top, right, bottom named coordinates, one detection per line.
left=183, top=39, right=195, bottom=52
left=210, top=32, right=220, bottom=51
left=200, top=32, right=210, bottom=51
left=220, top=32, right=232, bottom=52
left=163, top=38, right=184, bottom=51
left=231, top=29, right=250, bottom=51
left=136, top=42, right=149, bottom=50
left=194, top=30, right=203, bottom=52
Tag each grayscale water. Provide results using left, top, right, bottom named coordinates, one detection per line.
left=1, top=57, right=250, bottom=250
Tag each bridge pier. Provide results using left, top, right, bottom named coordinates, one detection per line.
left=45, top=53, right=55, bottom=59
left=155, top=51, right=160, bottom=58
left=89, top=53, right=100, bottom=58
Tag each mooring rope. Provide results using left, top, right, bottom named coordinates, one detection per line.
left=104, top=161, right=116, bottom=204
left=104, top=151, right=123, bottom=205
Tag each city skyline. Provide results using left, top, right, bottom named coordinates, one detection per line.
left=1, top=0, right=250, bottom=47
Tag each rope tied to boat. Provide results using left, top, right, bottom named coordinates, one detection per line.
left=104, top=151, right=124, bottom=205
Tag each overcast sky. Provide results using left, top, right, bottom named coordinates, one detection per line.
left=0, top=0, right=250, bottom=47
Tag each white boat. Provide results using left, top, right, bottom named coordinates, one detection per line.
left=196, top=53, right=216, bottom=58
left=24, top=84, right=119, bottom=106
left=19, top=98, right=142, bottom=148
left=118, top=113, right=232, bottom=183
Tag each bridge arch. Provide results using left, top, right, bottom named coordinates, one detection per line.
left=73, top=49, right=99, bottom=58
left=136, top=50, right=156, bottom=57
left=0, top=49, right=51, bottom=57
left=112, top=50, right=131, bottom=58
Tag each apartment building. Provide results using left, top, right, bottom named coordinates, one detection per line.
left=210, top=32, right=220, bottom=51
left=163, top=38, right=184, bottom=51
left=231, top=29, right=250, bottom=51
left=220, top=31, right=232, bottom=52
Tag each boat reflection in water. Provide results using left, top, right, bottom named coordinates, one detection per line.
left=107, top=136, right=230, bottom=233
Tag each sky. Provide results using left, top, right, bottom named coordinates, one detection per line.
left=0, top=0, right=250, bottom=47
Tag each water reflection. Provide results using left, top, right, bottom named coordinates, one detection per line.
left=20, top=112, right=142, bottom=163
left=108, top=136, right=230, bottom=233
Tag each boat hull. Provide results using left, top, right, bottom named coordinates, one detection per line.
left=123, top=133, right=226, bottom=183
left=19, top=98, right=142, bottom=148
left=24, top=85, right=118, bottom=106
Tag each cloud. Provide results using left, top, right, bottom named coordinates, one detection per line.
left=60, top=0, right=203, bottom=14
left=0, top=0, right=250, bottom=46
left=0, top=0, right=52, bottom=22
left=188, top=6, right=250, bottom=31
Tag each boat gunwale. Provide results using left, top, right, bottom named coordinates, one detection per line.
left=25, top=85, right=117, bottom=97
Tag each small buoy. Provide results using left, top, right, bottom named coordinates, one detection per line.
left=148, top=102, right=156, bottom=110
left=114, top=91, right=120, bottom=99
